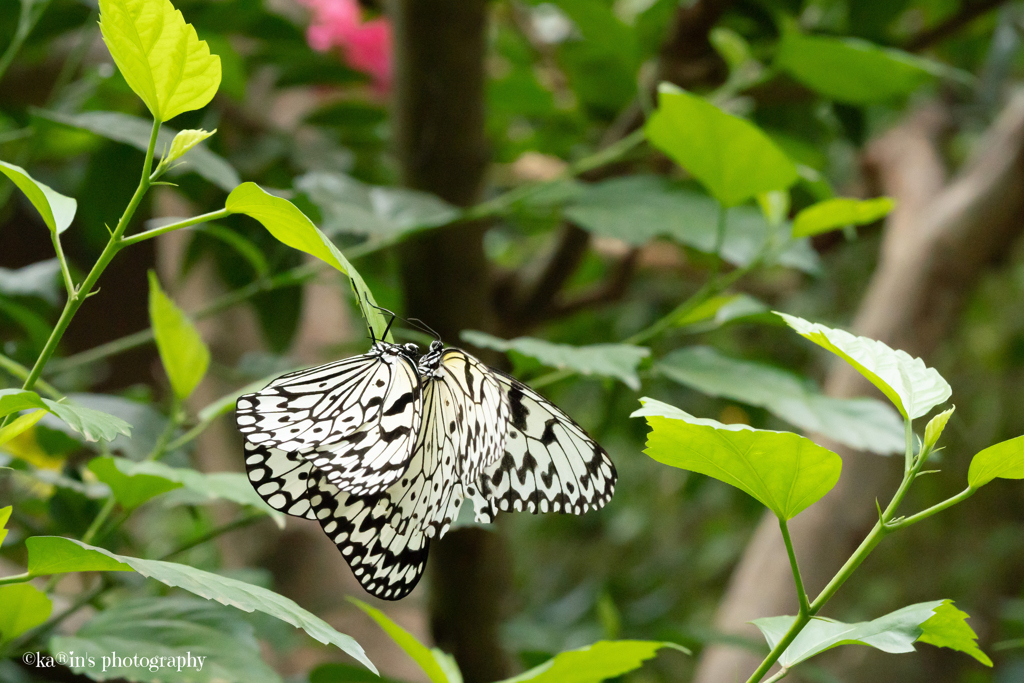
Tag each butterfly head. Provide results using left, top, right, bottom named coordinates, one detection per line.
left=417, top=340, right=445, bottom=375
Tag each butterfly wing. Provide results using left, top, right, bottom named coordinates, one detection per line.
left=467, top=372, right=616, bottom=521
left=307, top=467, right=430, bottom=601
left=236, top=347, right=422, bottom=496
left=243, top=441, right=317, bottom=520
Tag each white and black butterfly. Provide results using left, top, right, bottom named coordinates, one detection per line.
left=236, top=318, right=616, bottom=600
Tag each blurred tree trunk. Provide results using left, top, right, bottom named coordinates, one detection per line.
left=694, top=95, right=1024, bottom=683
left=391, top=1, right=513, bottom=681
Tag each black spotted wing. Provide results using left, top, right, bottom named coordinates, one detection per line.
left=467, top=372, right=616, bottom=520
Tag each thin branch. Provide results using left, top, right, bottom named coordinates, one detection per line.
left=904, top=0, right=1011, bottom=52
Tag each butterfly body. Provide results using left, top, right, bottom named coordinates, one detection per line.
left=237, top=336, right=616, bottom=600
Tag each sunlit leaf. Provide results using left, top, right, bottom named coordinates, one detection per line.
left=775, top=30, right=965, bottom=105
left=225, top=182, right=391, bottom=341
left=0, top=389, right=48, bottom=418
left=462, top=331, right=650, bottom=390
left=752, top=600, right=989, bottom=668
left=656, top=346, right=905, bottom=454
left=52, top=597, right=283, bottom=682
left=0, top=584, right=52, bottom=644
left=674, top=293, right=772, bottom=331
left=0, top=505, right=11, bottom=547
left=0, top=410, right=48, bottom=448
left=635, top=398, right=841, bottom=520
left=968, top=434, right=1024, bottom=489
left=25, top=537, right=376, bottom=671
left=42, top=398, right=133, bottom=443
left=166, top=128, right=215, bottom=164
left=924, top=406, right=955, bottom=452
left=644, top=84, right=797, bottom=207
left=0, top=161, right=76, bottom=234
left=348, top=598, right=448, bottom=683
left=34, top=110, right=239, bottom=192
left=98, top=0, right=221, bottom=121
left=88, top=456, right=184, bottom=510
left=498, top=640, right=688, bottom=683
left=792, top=197, right=896, bottom=238
left=148, top=271, right=210, bottom=400
left=777, top=312, right=951, bottom=420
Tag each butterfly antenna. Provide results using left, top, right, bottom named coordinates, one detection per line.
left=407, top=317, right=442, bottom=342
left=368, top=303, right=399, bottom=341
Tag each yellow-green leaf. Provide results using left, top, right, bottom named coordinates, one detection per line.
left=0, top=161, right=77, bottom=234
left=165, top=128, right=215, bottom=164
left=0, top=410, right=47, bottom=448
left=98, top=0, right=221, bottom=122
left=225, top=182, right=391, bottom=341
left=924, top=406, right=955, bottom=452
left=348, top=598, right=450, bottom=683
left=792, top=197, right=896, bottom=238
left=968, top=434, right=1024, bottom=489
left=918, top=600, right=992, bottom=667
left=0, top=505, right=11, bottom=547
left=148, top=271, right=210, bottom=400
left=0, top=584, right=52, bottom=644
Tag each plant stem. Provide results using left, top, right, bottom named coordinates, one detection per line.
left=81, top=496, right=117, bottom=546
left=50, top=231, right=76, bottom=298
left=145, top=398, right=181, bottom=461
left=887, top=486, right=976, bottom=530
left=20, top=117, right=162, bottom=394
left=119, top=208, right=232, bottom=248
left=904, top=418, right=914, bottom=474
left=779, top=519, right=809, bottom=616
left=0, top=353, right=61, bottom=399
left=0, top=571, right=32, bottom=586
left=763, top=668, right=790, bottom=683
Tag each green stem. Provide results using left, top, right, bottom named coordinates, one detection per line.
left=763, top=668, right=790, bottom=683
left=0, top=571, right=32, bottom=586
left=710, top=203, right=728, bottom=279
left=904, top=418, right=914, bottom=475
left=119, top=208, right=232, bottom=248
left=81, top=496, right=117, bottom=546
left=779, top=519, right=809, bottom=616
left=0, top=353, right=61, bottom=399
left=746, top=614, right=809, bottom=683
left=887, top=487, right=976, bottom=531
left=20, top=117, right=162, bottom=394
left=50, top=231, right=76, bottom=298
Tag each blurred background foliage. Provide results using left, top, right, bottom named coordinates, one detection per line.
left=3, top=0, right=1024, bottom=682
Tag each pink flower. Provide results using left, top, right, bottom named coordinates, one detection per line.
left=298, top=0, right=392, bottom=92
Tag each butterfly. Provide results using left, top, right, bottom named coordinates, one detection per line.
left=236, top=316, right=617, bottom=600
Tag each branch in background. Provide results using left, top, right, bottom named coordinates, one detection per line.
left=904, top=0, right=1012, bottom=52
left=539, top=247, right=639, bottom=322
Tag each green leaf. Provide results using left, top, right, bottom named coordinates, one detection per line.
left=25, top=537, right=376, bottom=672
left=777, top=312, right=951, bottom=420
left=792, top=197, right=896, bottom=238
left=0, top=160, right=77, bottom=234
left=42, top=398, right=134, bottom=442
left=34, top=110, right=239, bottom=192
left=752, top=600, right=989, bottom=669
left=924, top=406, right=955, bottom=452
left=655, top=347, right=905, bottom=454
left=0, top=505, right=11, bottom=547
left=673, top=293, right=772, bottom=331
left=918, top=600, right=992, bottom=666
left=309, top=663, right=407, bottom=683
left=165, top=128, right=215, bottom=164
left=564, top=176, right=819, bottom=274
left=498, top=640, right=689, bottom=683
left=644, top=84, right=797, bottom=207
left=296, top=171, right=459, bottom=239
left=148, top=271, right=211, bottom=400
left=348, top=597, right=450, bottom=683
left=98, top=0, right=221, bottom=121
left=634, top=398, right=841, bottom=520
left=225, top=182, right=391, bottom=341
left=0, top=389, right=48, bottom=418
left=968, top=434, right=1024, bottom=489
left=52, top=597, right=284, bottom=682
left=88, top=456, right=184, bottom=510
left=1, top=410, right=59, bottom=449
left=461, top=331, right=650, bottom=390
left=0, top=584, right=52, bottom=644
left=775, top=30, right=963, bottom=105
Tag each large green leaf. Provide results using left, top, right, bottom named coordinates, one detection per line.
left=42, top=399, right=133, bottom=443
left=752, top=600, right=990, bottom=668
left=968, top=434, right=1024, bottom=489
left=148, top=271, right=210, bottom=400
left=0, top=584, right=52, bottom=644
left=98, top=0, right=221, bottom=121
left=349, top=598, right=452, bottom=683
left=0, top=160, right=77, bottom=234
left=656, top=347, right=904, bottom=454
left=498, top=640, right=689, bottom=683
left=775, top=30, right=960, bottom=105
left=778, top=313, right=951, bottom=420
left=644, top=84, right=797, bottom=207
left=34, top=110, right=239, bottom=192
left=225, top=183, right=390, bottom=341
left=24, top=537, right=376, bottom=672
left=88, top=456, right=184, bottom=510
left=52, top=597, right=283, bottom=682
left=792, top=197, right=896, bottom=238
left=296, top=171, right=459, bottom=239
left=461, top=331, right=650, bottom=390
left=634, top=398, right=841, bottom=520
left=0, top=389, right=48, bottom=417
left=564, top=176, right=819, bottom=274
